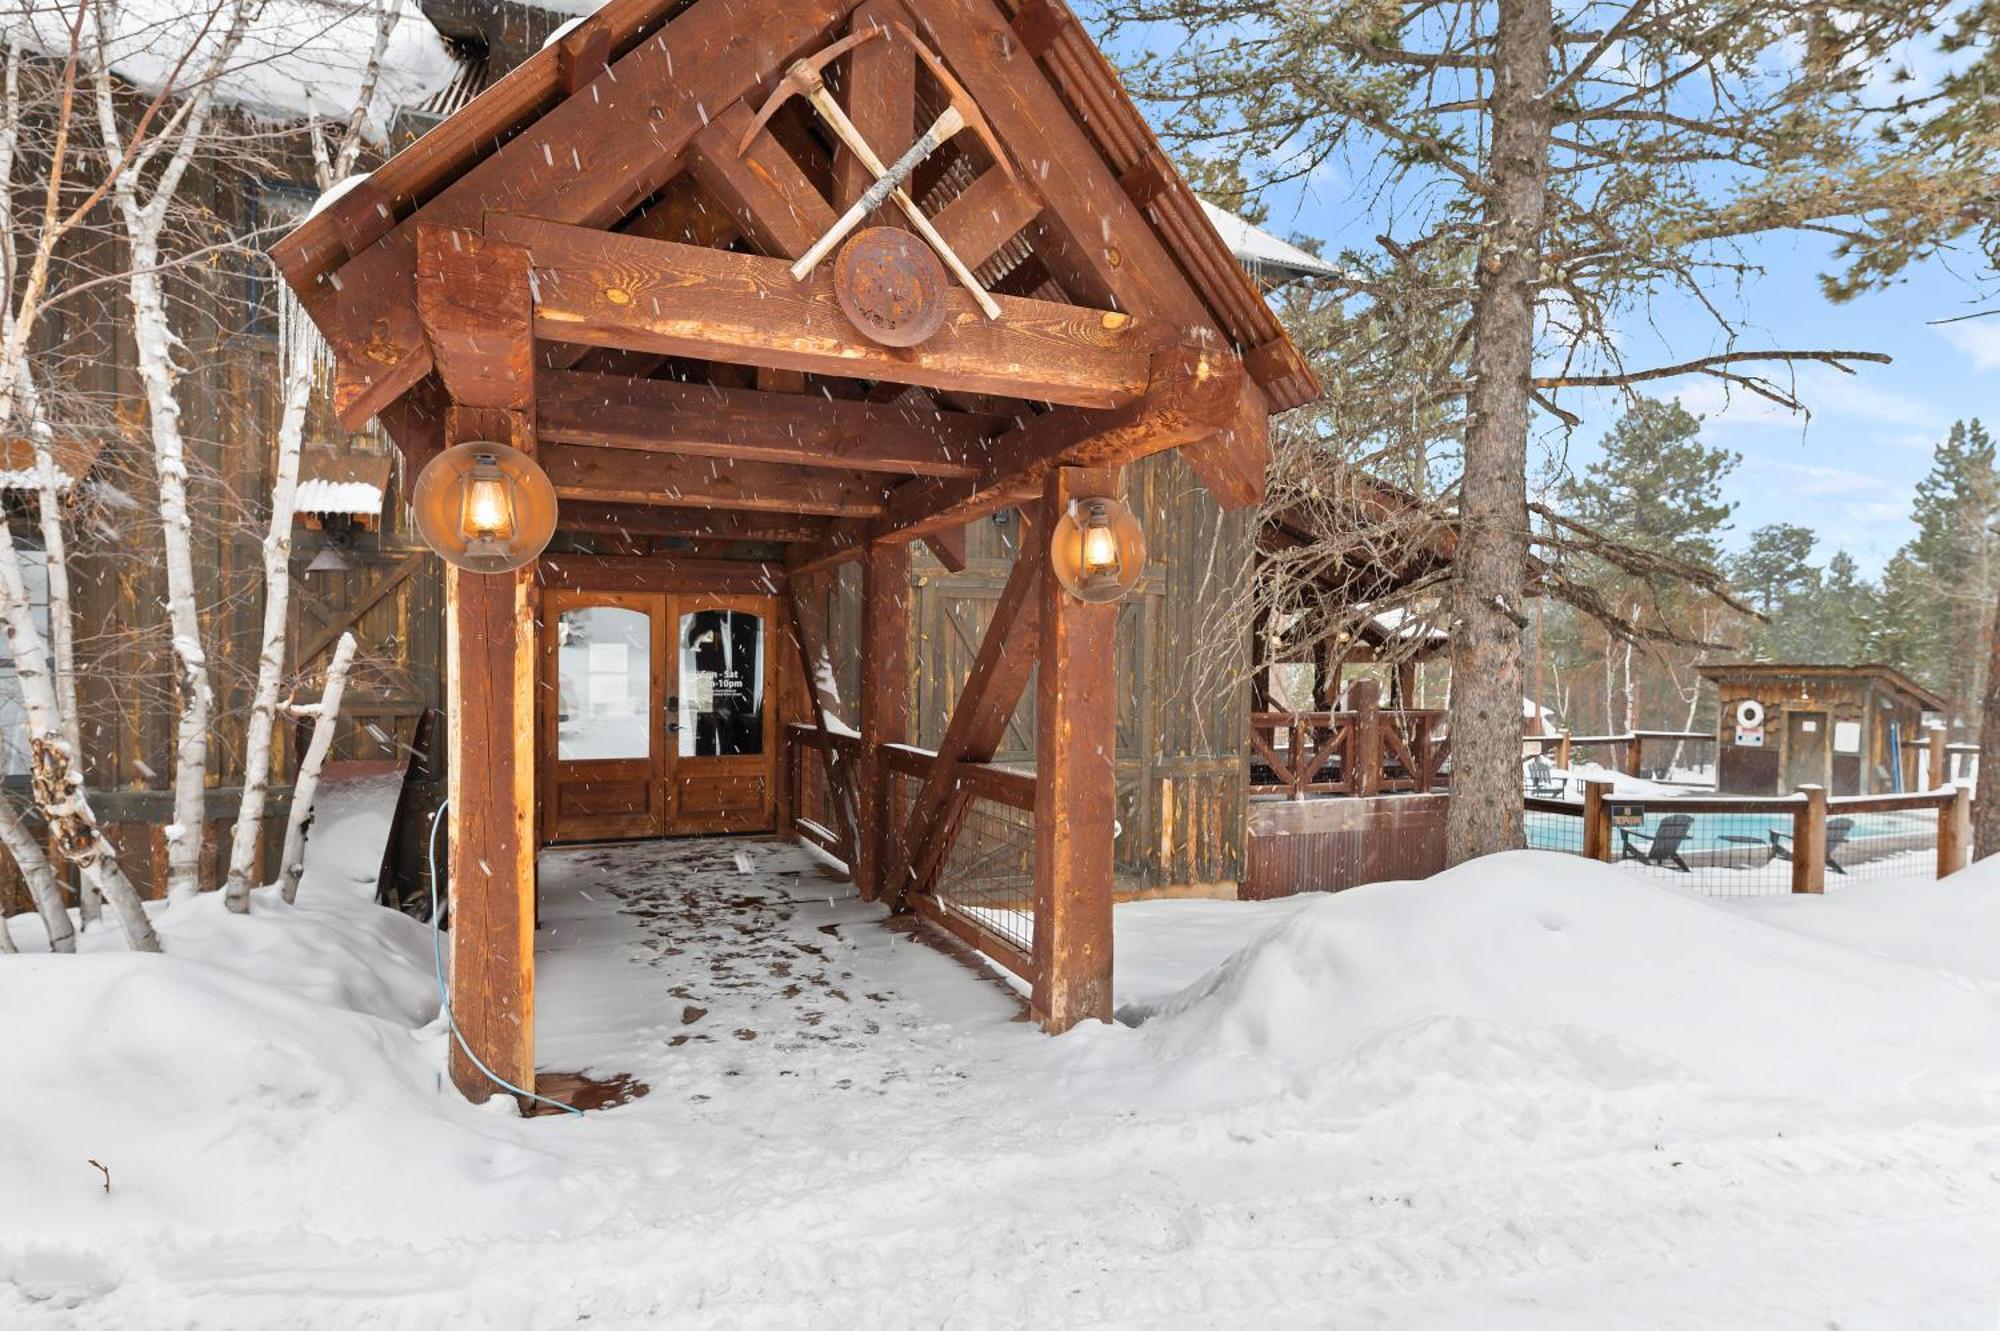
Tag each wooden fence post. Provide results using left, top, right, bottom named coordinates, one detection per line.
left=1791, top=785, right=1827, bottom=894
left=1624, top=733, right=1644, bottom=778
left=1352, top=678, right=1382, bottom=798
left=1555, top=728, right=1572, bottom=770
left=1927, top=729, right=1947, bottom=792
left=1582, top=779, right=1614, bottom=861
left=1939, top=785, right=1971, bottom=880
left=855, top=541, right=911, bottom=901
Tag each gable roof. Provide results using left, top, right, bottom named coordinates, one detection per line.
left=271, top=0, right=1319, bottom=414
left=1696, top=662, right=1946, bottom=712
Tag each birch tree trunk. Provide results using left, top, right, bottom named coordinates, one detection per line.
left=280, top=631, right=356, bottom=903
left=225, top=0, right=394, bottom=909
left=125, top=237, right=211, bottom=900
left=1444, top=0, right=1551, bottom=864
left=0, top=789, right=67, bottom=952
left=0, top=514, right=157, bottom=950
left=223, top=298, right=313, bottom=910
left=92, top=0, right=253, bottom=899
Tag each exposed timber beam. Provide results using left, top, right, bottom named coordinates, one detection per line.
left=880, top=341, right=1240, bottom=541
left=483, top=214, right=1162, bottom=409
left=689, top=100, right=842, bottom=259
left=310, top=0, right=856, bottom=428
left=538, top=553, right=785, bottom=595
left=539, top=442, right=890, bottom=516
left=537, top=370, right=997, bottom=478
left=555, top=499, right=827, bottom=543
left=908, top=0, right=1271, bottom=507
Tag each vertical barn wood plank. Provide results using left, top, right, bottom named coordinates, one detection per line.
left=1031, top=467, right=1117, bottom=1032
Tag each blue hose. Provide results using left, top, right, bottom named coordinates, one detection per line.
left=427, top=798, right=582, bottom=1116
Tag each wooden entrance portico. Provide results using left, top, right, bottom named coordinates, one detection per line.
left=271, top=0, right=1316, bottom=1103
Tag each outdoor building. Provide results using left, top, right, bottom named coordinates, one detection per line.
left=1698, top=662, right=1945, bottom=797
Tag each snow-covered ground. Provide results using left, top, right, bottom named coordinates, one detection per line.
left=7, top=838, right=2000, bottom=1328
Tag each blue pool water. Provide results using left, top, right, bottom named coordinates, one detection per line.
left=1525, top=808, right=1934, bottom=853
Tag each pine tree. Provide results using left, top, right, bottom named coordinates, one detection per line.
left=1881, top=420, right=1997, bottom=731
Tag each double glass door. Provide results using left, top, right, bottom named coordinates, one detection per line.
left=540, top=590, right=776, bottom=842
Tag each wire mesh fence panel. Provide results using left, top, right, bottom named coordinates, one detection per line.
left=1606, top=808, right=1796, bottom=897
left=1525, top=805, right=1586, bottom=856
left=1827, top=806, right=1939, bottom=883
left=931, top=794, right=1036, bottom=959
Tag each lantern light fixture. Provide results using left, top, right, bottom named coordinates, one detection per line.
left=1050, top=494, right=1145, bottom=603
left=411, top=440, right=558, bottom=574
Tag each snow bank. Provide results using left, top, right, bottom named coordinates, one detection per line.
left=1125, top=851, right=2000, bottom=1102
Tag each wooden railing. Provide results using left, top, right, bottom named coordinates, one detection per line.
left=780, top=722, right=1041, bottom=980
left=1249, top=681, right=1449, bottom=799
left=1526, top=729, right=1714, bottom=782
left=1897, top=733, right=1981, bottom=790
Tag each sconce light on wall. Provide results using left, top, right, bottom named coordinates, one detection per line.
left=411, top=440, right=558, bottom=573
left=1049, top=494, right=1145, bottom=603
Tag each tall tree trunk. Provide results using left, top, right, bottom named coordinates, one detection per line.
left=1445, top=0, right=1551, bottom=865
left=280, top=632, right=356, bottom=903
left=224, top=295, right=315, bottom=910
left=1973, top=593, right=2000, bottom=858
left=125, top=233, right=211, bottom=900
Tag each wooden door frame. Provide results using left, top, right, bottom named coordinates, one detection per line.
left=538, top=588, right=668, bottom=843
left=664, top=591, right=781, bottom=835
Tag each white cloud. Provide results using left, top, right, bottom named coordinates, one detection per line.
left=1760, top=462, right=1888, bottom=498
left=1673, top=364, right=1942, bottom=435
left=1937, top=319, right=2000, bottom=373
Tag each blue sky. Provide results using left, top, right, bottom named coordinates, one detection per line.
left=1086, top=9, right=1997, bottom=578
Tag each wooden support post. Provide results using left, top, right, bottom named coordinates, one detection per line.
left=1791, top=785, right=1828, bottom=895
left=1625, top=733, right=1644, bottom=779
left=1555, top=728, right=1572, bottom=770
left=1940, top=785, right=1971, bottom=880
left=1031, top=468, right=1117, bottom=1033
left=856, top=542, right=910, bottom=901
left=1927, top=729, right=1947, bottom=792
left=416, top=225, right=539, bottom=1106
left=1581, top=779, right=1614, bottom=861
left=1352, top=678, right=1382, bottom=798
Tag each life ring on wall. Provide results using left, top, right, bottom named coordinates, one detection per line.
left=1735, top=699, right=1765, bottom=730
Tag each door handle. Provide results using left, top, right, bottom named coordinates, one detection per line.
left=666, top=695, right=680, bottom=734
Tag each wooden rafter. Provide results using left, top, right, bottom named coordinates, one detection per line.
left=689, top=100, right=842, bottom=259
left=555, top=499, right=827, bottom=543
left=537, top=370, right=997, bottom=478
left=540, top=443, right=891, bottom=516
left=484, top=214, right=1162, bottom=409
left=311, top=0, right=858, bottom=428
left=881, top=341, right=1240, bottom=541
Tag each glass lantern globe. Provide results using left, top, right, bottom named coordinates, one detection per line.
left=411, top=440, right=558, bottom=573
left=1049, top=494, right=1146, bottom=603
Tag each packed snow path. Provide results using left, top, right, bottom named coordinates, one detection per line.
left=8, top=843, right=2000, bottom=1328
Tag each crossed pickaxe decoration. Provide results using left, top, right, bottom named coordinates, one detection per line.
left=740, top=23, right=1013, bottom=321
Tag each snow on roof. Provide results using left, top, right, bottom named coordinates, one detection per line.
left=1198, top=199, right=1341, bottom=286
left=7, top=0, right=459, bottom=142
left=0, top=436, right=105, bottom=492
left=294, top=478, right=384, bottom=515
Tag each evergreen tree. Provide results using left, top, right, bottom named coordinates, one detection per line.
left=1731, top=525, right=1822, bottom=622
left=1878, top=420, right=1997, bottom=731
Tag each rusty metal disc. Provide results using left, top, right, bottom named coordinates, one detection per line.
left=833, top=227, right=948, bottom=348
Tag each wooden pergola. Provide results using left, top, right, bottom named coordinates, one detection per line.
left=271, top=0, right=1315, bottom=1103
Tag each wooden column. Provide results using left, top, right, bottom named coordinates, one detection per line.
left=417, top=226, right=540, bottom=1104
left=1624, top=733, right=1644, bottom=778
left=1555, top=729, right=1572, bottom=770
left=1581, top=779, right=1614, bottom=861
left=1791, top=785, right=1828, bottom=895
left=856, top=541, right=911, bottom=900
left=1352, top=677, right=1383, bottom=798
left=1031, top=468, right=1118, bottom=1033
left=1927, top=729, right=1947, bottom=792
